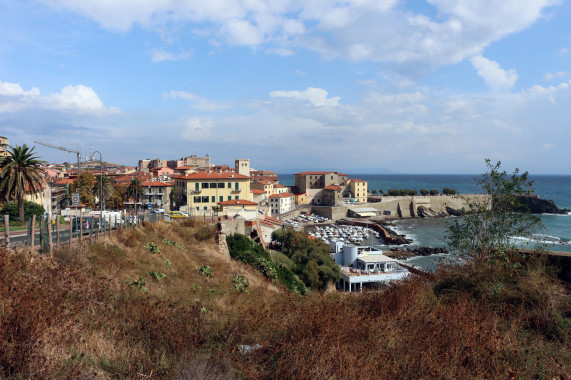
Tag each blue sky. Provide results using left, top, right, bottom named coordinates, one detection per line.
left=1, top=0, right=570, bottom=174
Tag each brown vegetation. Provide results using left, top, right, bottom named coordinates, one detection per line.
left=0, top=219, right=569, bottom=379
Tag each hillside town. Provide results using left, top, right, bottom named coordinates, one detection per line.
left=1, top=136, right=376, bottom=242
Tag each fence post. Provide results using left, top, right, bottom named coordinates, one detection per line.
left=69, top=218, right=73, bottom=247
left=90, top=218, right=94, bottom=241
left=30, top=215, right=36, bottom=254
left=56, top=217, right=60, bottom=247
left=79, top=216, right=83, bottom=244
left=3, top=215, right=9, bottom=246
left=48, top=216, right=53, bottom=258
left=115, top=215, right=117, bottom=235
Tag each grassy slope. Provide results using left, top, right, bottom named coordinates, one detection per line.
left=0, top=219, right=569, bottom=379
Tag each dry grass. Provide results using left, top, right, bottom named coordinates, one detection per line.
left=1, top=219, right=569, bottom=379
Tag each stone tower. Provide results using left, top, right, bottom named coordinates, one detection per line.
left=235, top=159, right=250, bottom=177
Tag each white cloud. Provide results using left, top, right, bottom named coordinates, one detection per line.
left=0, top=81, right=119, bottom=114
left=556, top=47, right=569, bottom=55
left=39, top=0, right=558, bottom=74
left=180, top=118, right=214, bottom=141
left=543, top=70, right=569, bottom=81
left=270, top=87, right=340, bottom=107
left=150, top=49, right=192, bottom=62
left=470, top=55, right=518, bottom=91
left=164, top=90, right=231, bottom=110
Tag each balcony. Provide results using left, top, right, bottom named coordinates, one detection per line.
left=231, top=188, right=242, bottom=193
left=145, top=192, right=165, bottom=196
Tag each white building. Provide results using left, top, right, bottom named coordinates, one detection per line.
left=268, top=192, right=295, bottom=216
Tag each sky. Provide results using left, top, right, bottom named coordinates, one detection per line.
left=1, top=0, right=570, bottom=174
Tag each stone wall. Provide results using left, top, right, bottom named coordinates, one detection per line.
left=219, top=220, right=246, bottom=235
left=311, top=194, right=490, bottom=221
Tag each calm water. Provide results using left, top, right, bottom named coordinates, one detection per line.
left=280, top=174, right=571, bottom=267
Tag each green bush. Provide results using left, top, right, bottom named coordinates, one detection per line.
left=271, top=229, right=340, bottom=291
left=442, top=187, right=457, bottom=195
left=0, top=201, right=45, bottom=221
left=226, top=234, right=307, bottom=294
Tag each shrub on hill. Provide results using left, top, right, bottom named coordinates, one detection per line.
left=271, top=229, right=340, bottom=291
left=226, top=233, right=306, bottom=294
left=387, top=189, right=417, bottom=196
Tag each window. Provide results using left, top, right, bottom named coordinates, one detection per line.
left=331, top=176, right=333, bottom=180
left=228, top=182, right=231, bottom=188
left=210, top=182, right=217, bottom=188
left=194, top=196, right=201, bottom=203
left=204, top=206, right=208, bottom=211
left=202, top=196, right=209, bottom=203
left=195, top=183, right=199, bottom=191
left=234, top=196, right=238, bottom=200
left=211, top=196, right=215, bottom=203
left=219, top=196, right=223, bottom=202
left=227, top=196, right=231, bottom=201
left=202, top=182, right=208, bottom=189
left=218, top=182, right=225, bottom=188
left=196, top=207, right=199, bottom=211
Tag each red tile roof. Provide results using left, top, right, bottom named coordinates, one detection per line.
left=173, top=172, right=249, bottom=180
left=295, top=171, right=348, bottom=176
left=218, top=199, right=258, bottom=206
left=140, top=181, right=171, bottom=187
left=268, top=192, right=294, bottom=198
left=323, top=185, right=343, bottom=191
left=251, top=189, right=266, bottom=194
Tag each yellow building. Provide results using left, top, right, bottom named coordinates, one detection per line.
left=345, top=179, right=368, bottom=203
left=0, top=136, right=9, bottom=158
left=173, top=172, right=250, bottom=213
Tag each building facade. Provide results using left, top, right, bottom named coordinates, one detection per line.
left=0, top=136, right=9, bottom=158
left=173, top=172, right=250, bottom=213
left=141, top=181, right=172, bottom=211
left=268, top=192, right=295, bottom=215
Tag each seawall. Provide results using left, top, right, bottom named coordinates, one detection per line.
left=311, top=194, right=490, bottom=221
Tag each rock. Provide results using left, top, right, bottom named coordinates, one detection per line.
left=445, top=206, right=462, bottom=216
left=514, top=195, right=569, bottom=214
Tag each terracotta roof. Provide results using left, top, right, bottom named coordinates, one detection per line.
left=140, top=181, right=171, bottom=187
left=323, top=185, right=343, bottom=191
left=218, top=199, right=258, bottom=206
left=173, top=172, right=249, bottom=180
left=52, top=178, right=74, bottom=185
left=268, top=192, right=294, bottom=198
left=348, top=179, right=366, bottom=182
left=295, top=171, right=348, bottom=176
left=274, top=184, right=286, bottom=188
left=251, top=189, right=266, bottom=194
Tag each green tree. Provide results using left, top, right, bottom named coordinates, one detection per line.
left=446, top=160, right=541, bottom=263
left=106, top=183, right=126, bottom=209
left=95, top=175, right=115, bottom=209
left=442, top=187, right=457, bottom=195
left=0, top=144, right=46, bottom=222
left=271, top=229, right=340, bottom=290
left=70, top=172, right=96, bottom=209
left=126, top=178, right=142, bottom=210
left=0, top=200, right=45, bottom=221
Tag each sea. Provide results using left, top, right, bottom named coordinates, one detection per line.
left=279, top=174, right=571, bottom=269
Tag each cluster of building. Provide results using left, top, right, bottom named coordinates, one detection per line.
left=1, top=136, right=369, bottom=225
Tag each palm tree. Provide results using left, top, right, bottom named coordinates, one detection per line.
left=0, top=144, right=46, bottom=222
left=95, top=175, right=115, bottom=209
left=126, top=178, right=142, bottom=211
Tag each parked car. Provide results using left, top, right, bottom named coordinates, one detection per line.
left=169, top=211, right=188, bottom=218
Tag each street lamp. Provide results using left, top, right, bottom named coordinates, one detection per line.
left=93, top=151, right=103, bottom=228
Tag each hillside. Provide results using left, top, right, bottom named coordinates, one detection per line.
left=1, top=219, right=569, bottom=379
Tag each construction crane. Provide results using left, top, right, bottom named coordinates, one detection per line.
left=33, top=140, right=82, bottom=175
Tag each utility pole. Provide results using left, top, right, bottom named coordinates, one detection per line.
left=93, top=151, right=103, bottom=229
